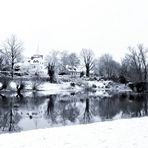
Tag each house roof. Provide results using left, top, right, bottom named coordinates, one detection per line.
left=31, top=54, right=43, bottom=59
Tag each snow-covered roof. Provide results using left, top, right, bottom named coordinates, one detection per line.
left=65, top=65, right=82, bottom=72
left=31, top=54, right=43, bottom=59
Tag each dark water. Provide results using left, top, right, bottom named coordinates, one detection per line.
left=0, top=91, right=148, bottom=134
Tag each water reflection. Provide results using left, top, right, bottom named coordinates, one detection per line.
left=0, top=91, right=148, bottom=134
left=0, top=98, right=21, bottom=132
left=46, top=95, right=56, bottom=124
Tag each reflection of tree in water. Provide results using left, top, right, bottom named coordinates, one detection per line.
left=46, top=95, right=56, bottom=123
left=82, top=95, right=101, bottom=123
left=118, top=94, right=130, bottom=116
left=83, top=98, right=92, bottom=123
left=52, top=94, right=81, bottom=125
left=0, top=94, right=9, bottom=106
left=58, top=100, right=79, bottom=124
left=28, top=92, right=47, bottom=109
left=16, top=93, right=26, bottom=104
left=45, top=93, right=99, bottom=125
left=98, top=94, right=121, bottom=120
left=25, top=92, right=51, bottom=122
left=118, top=93, right=148, bottom=118
left=55, top=93, right=99, bottom=124
left=128, top=94, right=148, bottom=117
left=98, top=93, right=148, bottom=120
left=98, top=93, right=144, bottom=120
left=0, top=91, right=148, bottom=133
left=32, top=92, right=40, bottom=105
left=0, top=96, right=21, bottom=132
left=62, top=102, right=79, bottom=123
left=0, top=92, right=49, bottom=133
left=47, top=95, right=54, bottom=115
left=144, top=95, right=148, bottom=115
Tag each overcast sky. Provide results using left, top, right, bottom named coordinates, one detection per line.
left=0, top=0, right=148, bottom=61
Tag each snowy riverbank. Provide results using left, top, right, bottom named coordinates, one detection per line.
left=0, top=117, right=148, bottom=148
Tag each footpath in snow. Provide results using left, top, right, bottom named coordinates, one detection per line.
left=0, top=117, right=148, bottom=148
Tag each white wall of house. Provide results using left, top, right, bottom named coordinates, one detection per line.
left=29, top=55, right=47, bottom=75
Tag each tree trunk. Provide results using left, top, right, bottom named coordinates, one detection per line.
left=144, top=68, right=147, bottom=82
left=9, top=104, right=13, bottom=132
left=83, top=98, right=90, bottom=123
left=49, top=72, right=54, bottom=83
left=17, top=86, right=21, bottom=96
left=48, top=65, right=55, bottom=83
left=11, top=62, right=14, bottom=79
left=86, top=64, right=90, bottom=77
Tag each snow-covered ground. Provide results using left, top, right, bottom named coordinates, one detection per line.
left=1, top=78, right=131, bottom=96
left=87, top=80, right=131, bottom=92
left=0, top=117, right=148, bottom=148
left=7, top=81, right=82, bottom=95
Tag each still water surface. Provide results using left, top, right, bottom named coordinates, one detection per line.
left=0, top=91, right=147, bottom=133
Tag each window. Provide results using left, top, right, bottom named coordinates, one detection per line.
left=33, top=60, right=39, bottom=63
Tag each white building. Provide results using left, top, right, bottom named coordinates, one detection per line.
left=15, top=54, right=47, bottom=76
left=29, top=54, right=44, bottom=74
left=59, top=65, right=82, bottom=78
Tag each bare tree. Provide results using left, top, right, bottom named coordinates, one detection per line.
left=60, top=52, right=80, bottom=73
left=128, top=46, right=143, bottom=81
left=121, top=44, right=148, bottom=82
left=46, top=51, right=59, bottom=83
left=0, top=35, right=23, bottom=78
left=81, top=49, right=94, bottom=77
left=83, top=98, right=91, bottom=123
left=124, top=44, right=147, bottom=81
left=60, top=51, right=69, bottom=69
left=68, top=53, right=80, bottom=68
left=0, top=55, right=5, bottom=70
left=97, top=54, right=120, bottom=78
left=47, top=63, right=55, bottom=83
left=138, top=44, right=147, bottom=81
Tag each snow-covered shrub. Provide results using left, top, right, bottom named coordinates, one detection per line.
left=9, top=81, right=17, bottom=91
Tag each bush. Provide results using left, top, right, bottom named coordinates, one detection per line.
left=59, top=72, right=68, bottom=75
left=70, top=82, right=75, bottom=87
left=119, top=75, right=127, bottom=84
left=80, top=71, right=85, bottom=78
left=92, top=84, right=97, bottom=88
left=128, top=82, right=135, bottom=91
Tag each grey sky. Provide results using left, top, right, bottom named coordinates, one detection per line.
left=0, top=0, right=148, bottom=61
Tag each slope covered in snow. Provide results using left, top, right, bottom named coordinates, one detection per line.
left=0, top=117, right=148, bottom=148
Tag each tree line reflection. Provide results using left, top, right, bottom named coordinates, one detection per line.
left=0, top=91, right=148, bottom=133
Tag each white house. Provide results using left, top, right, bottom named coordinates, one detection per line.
left=59, top=65, right=82, bottom=77
left=29, top=54, right=44, bottom=74
left=14, top=54, right=47, bottom=76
